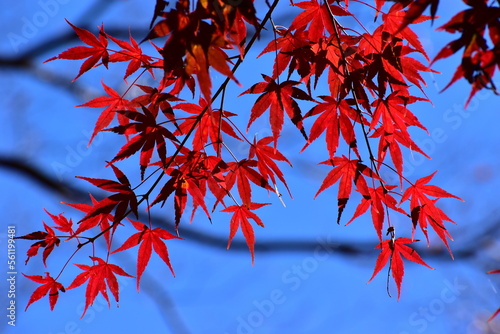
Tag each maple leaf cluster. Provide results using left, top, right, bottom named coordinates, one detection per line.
left=21, top=0, right=500, bottom=318
left=432, top=0, right=500, bottom=104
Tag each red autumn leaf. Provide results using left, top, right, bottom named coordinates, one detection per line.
left=154, top=150, right=229, bottom=214
left=401, top=171, right=463, bottom=255
left=150, top=166, right=212, bottom=229
left=43, top=209, right=74, bottom=235
left=106, top=105, right=179, bottom=179
left=432, top=2, right=500, bottom=105
left=227, top=10, right=249, bottom=57
left=145, top=1, right=242, bottom=102
left=107, top=33, right=155, bottom=79
left=248, top=136, right=292, bottom=196
left=240, top=74, right=312, bottom=145
left=399, top=0, right=439, bottom=31
left=381, top=2, right=435, bottom=57
left=347, top=185, right=407, bottom=241
left=17, top=221, right=60, bottom=266
left=370, top=126, right=429, bottom=187
left=76, top=164, right=138, bottom=224
left=111, top=219, right=181, bottom=290
left=45, top=20, right=108, bottom=81
left=391, top=46, right=439, bottom=91
left=289, top=0, right=349, bottom=41
left=207, top=45, right=240, bottom=85
left=184, top=40, right=210, bottom=101
left=173, top=98, right=241, bottom=153
left=77, top=81, right=134, bottom=144
left=24, top=273, right=65, bottom=311
left=368, top=238, right=433, bottom=299
left=311, top=36, right=363, bottom=93
left=434, top=1, right=495, bottom=63
left=302, top=96, right=361, bottom=157
left=369, top=92, right=427, bottom=138
left=401, top=171, right=463, bottom=211
left=221, top=202, right=269, bottom=264
left=63, top=194, right=116, bottom=250
left=132, top=84, right=183, bottom=114
left=410, top=201, right=456, bottom=256
left=67, top=257, right=134, bottom=317
left=258, top=27, right=310, bottom=78
left=315, top=156, right=376, bottom=223
left=225, top=159, right=273, bottom=206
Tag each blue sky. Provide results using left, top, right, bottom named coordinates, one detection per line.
left=2, top=1, right=500, bottom=333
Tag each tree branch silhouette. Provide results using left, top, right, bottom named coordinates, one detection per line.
left=0, top=156, right=480, bottom=260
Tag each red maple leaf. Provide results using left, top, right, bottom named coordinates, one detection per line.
left=45, top=20, right=108, bottom=81
left=77, top=81, right=134, bottom=144
left=258, top=27, right=311, bottom=78
left=67, top=257, right=134, bottom=317
left=249, top=136, right=292, bottom=196
left=63, top=194, right=116, bottom=250
left=111, top=219, right=181, bottom=290
left=315, top=156, right=376, bottom=223
left=302, top=96, right=361, bottom=158
left=151, top=147, right=226, bottom=217
left=401, top=171, right=463, bottom=255
left=401, top=171, right=463, bottom=215
left=154, top=150, right=230, bottom=214
left=76, top=164, right=138, bottom=224
left=370, top=126, right=429, bottom=186
left=240, top=74, right=312, bottom=145
left=289, top=0, right=349, bottom=41
left=225, top=159, right=273, bottom=206
left=43, top=209, right=74, bottom=235
left=151, top=166, right=212, bottom=229
left=347, top=185, right=407, bottom=241
left=145, top=2, right=241, bottom=101
left=369, top=92, right=427, bottom=139
left=173, top=98, right=241, bottom=153
left=400, top=0, right=439, bottom=31
left=17, top=220, right=61, bottom=266
left=432, top=1, right=500, bottom=105
left=107, top=33, right=155, bottom=79
left=131, top=84, right=183, bottom=115
left=24, top=273, right=65, bottom=311
left=368, top=237, right=433, bottom=299
left=382, top=2, right=434, bottom=58
left=106, top=105, right=179, bottom=179
left=221, top=202, right=269, bottom=264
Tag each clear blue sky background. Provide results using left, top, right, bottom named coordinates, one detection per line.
left=1, top=1, right=500, bottom=334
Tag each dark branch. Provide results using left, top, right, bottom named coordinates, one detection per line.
left=0, top=156, right=82, bottom=201
left=0, top=156, right=479, bottom=260
left=0, top=27, right=150, bottom=68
